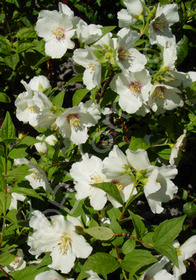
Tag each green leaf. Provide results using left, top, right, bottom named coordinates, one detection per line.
left=129, top=136, right=150, bottom=151
left=0, top=92, right=11, bottom=103
left=0, top=245, right=17, bottom=266
left=177, top=35, right=189, bottom=65
left=0, top=112, right=15, bottom=140
left=101, top=26, right=116, bottom=36
left=3, top=53, right=20, bottom=70
left=11, top=187, right=43, bottom=200
left=121, top=249, right=157, bottom=276
left=93, top=182, right=123, bottom=205
left=18, top=135, right=40, bottom=147
left=84, top=226, right=114, bottom=241
left=122, top=238, right=136, bottom=255
left=72, top=88, right=89, bottom=106
left=154, top=242, right=178, bottom=267
left=183, top=202, right=196, bottom=218
left=52, top=90, right=65, bottom=108
left=152, top=216, right=186, bottom=244
left=16, top=26, right=37, bottom=39
left=129, top=211, right=147, bottom=239
left=77, top=252, right=120, bottom=280
left=64, top=73, right=83, bottom=87
left=158, top=148, right=171, bottom=160
left=0, top=37, right=12, bottom=55
left=8, top=146, right=28, bottom=159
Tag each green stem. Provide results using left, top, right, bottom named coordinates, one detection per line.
left=114, top=246, right=129, bottom=280
left=119, top=181, right=138, bottom=221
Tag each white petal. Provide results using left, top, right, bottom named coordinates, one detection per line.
left=126, top=149, right=151, bottom=171
left=72, top=232, right=93, bottom=258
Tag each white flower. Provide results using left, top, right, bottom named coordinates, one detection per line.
left=56, top=100, right=101, bottom=145
left=144, top=165, right=178, bottom=214
left=9, top=192, right=26, bottom=210
left=14, top=158, right=51, bottom=192
left=4, top=249, right=26, bottom=273
left=35, top=9, right=75, bottom=58
left=28, top=75, right=51, bottom=92
left=76, top=19, right=102, bottom=44
left=124, top=0, right=144, bottom=16
left=70, top=154, right=108, bottom=210
left=117, top=0, right=144, bottom=28
left=73, top=46, right=101, bottom=90
left=149, top=3, right=179, bottom=47
left=110, top=70, right=152, bottom=114
left=86, top=270, right=103, bottom=280
left=173, top=236, right=196, bottom=279
left=148, top=84, right=184, bottom=114
left=169, top=129, right=187, bottom=166
left=34, top=270, right=65, bottom=280
left=139, top=256, right=173, bottom=280
left=116, top=28, right=147, bottom=72
left=58, top=2, right=79, bottom=28
left=34, top=135, right=58, bottom=153
left=15, top=81, right=56, bottom=129
left=183, top=71, right=196, bottom=88
left=28, top=211, right=92, bottom=273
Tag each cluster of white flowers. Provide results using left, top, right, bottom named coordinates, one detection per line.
left=9, top=0, right=196, bottom=279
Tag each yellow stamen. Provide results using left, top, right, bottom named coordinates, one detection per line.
left=91, top=173, right=105, bottom=184
left=118, top=48, right=131, bottom=61
left=115, top=183, right=123, bottom=191
left=130, top=82, right=141, bottom=95
left=28, top=106, right=35, bottom=112
left=52, top=27, right=65, bottom=40
left=151, top=86, right=165, bottom=100
left=87, top=63, right=95, bottom=73
left=58, top=233, right=72, bottom=255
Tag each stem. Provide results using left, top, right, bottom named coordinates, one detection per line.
left=115, top=233, right=153, bottom=247
left=114, top=246, right=129, bottom=280
left=119, top=182, right=137, bottom=221
left=97, top=68, right=114, bottom=102
left=0, top=145, right=8, bottom=248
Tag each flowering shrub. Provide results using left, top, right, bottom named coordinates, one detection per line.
left=0, top=0, right=196, bottom=280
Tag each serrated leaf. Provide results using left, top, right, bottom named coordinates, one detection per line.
left=72, top=88, right=89, bottom=106
left=153, top=216, right=186, bottom=244
left=121, top=249, right=157, bottom=276
left=129, top=211, right=147, bottom=239
left=77, top=252, right=120, bottom=280
left=93, top=182, right=123, bottom=205
left=84, top=226, right=114, bottom=240
left=0, top=37, right=12, bottom=55
left=129, top=136, right=150, bottom=151
left=52, top=90, right=65, bottom=108
left=0, top=112, right=15, bottom=140
left=0, top=92, right=11, bottom=103
left=154, top=242, right=178, bottom=267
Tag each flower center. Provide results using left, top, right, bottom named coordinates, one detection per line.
left=152, top=14, right=167, bottom=33
left=58, top=233, right=72, bottom=255
left=151, top=86, right=165, bottom=100
left=112, top=180, right=123, bottom=191
left=91, top=173, right=105, bottom=184
left=118, top=48, right=131, bottom=61
left=27, top=106, right=35, bottom=112
left=52, top=27, right=65, bottom=40
left=31, top=169, right=41, bottom=180
left=87, top=63, right=95, bottom=73
left=130, top=81, right=141, bottom=95
left=67, top=114, right=81, bottom=128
